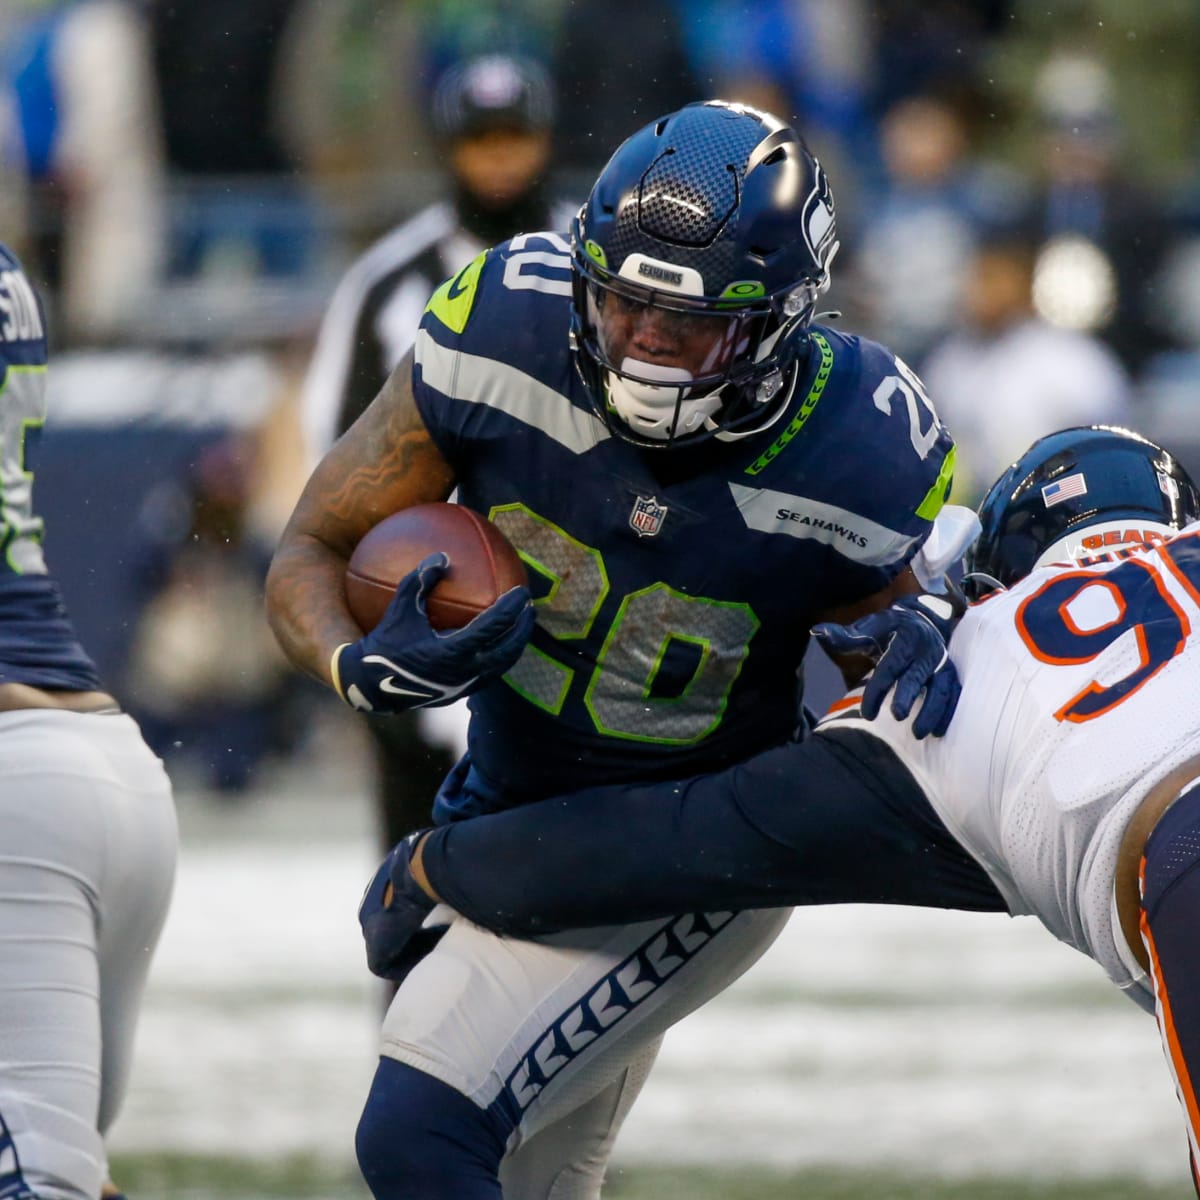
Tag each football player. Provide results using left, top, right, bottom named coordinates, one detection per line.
left=377, top=426, right=1200, bottom=1193
left=0, top=244, right=177, bottom=1199
left=266, top=101, right=971, bottom=1199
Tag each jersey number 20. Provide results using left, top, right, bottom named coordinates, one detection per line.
left=490, top=503, right=759, bottom=745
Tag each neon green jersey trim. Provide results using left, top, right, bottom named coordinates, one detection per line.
left=425, top=251, right=488, bottom=334
left=744, top=331, right=834, bottom=476
left=916, top=443, right=956, bottom=521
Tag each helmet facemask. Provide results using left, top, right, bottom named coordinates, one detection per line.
left=571, top=242, right=832, bottom=447
left=568, top=101, right=838, bottom=450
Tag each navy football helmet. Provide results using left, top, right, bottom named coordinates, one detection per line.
left=962, top=425, right=1200, bottom=600
left=570, top=101, right=839, bottom=448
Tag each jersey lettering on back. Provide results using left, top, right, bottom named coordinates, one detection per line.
left=0, top=269, right=45, bottom=344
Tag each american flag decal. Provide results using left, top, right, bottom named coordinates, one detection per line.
left=1042, top=473, right=1088, bottom=508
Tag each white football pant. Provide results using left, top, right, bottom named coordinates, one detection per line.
left=381, top=904, right=791, bottom=1198
left=0, top=710, right=176, bottom=1200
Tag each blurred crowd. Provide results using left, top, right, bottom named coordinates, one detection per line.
left=4, top=0, right=1200, bottom=795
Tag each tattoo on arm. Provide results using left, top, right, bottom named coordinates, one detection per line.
left=265, top=352, right=455, bottom=686
left=318, top=370, right=453, bottom=538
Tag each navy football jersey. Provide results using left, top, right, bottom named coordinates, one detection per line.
left=0, top=246, right=102, bottom=690
left=413, top=232, right=954, bottom=812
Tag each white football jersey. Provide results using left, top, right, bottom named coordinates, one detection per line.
left=832, top=521, right=1200, bottom=1011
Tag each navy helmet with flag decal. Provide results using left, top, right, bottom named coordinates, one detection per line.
left=569, top=101, right=839, bottom=449
left=962, top=425, right=1200, bottom=600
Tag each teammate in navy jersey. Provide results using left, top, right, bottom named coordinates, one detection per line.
left=385, top=427, right=1200, bottom=1192
left=266, top=101, right=968, bottom=1199
left=0, top=245, right=177, bottom=1200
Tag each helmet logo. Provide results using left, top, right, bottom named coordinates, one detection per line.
left=802, top=165, right=837, bottom=270
left=629, top=495, right=669, bottom=537
left=637, top=261, right=684, bottom=287
left=721, top=281, right=765, bottom=300
left=1041, top=473, right=1088, bottom=507
left=585, top=239, right=608, bottom=268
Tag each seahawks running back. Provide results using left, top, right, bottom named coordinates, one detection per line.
left=0, top=243, right=177, bottom=1200
left=266, top=101, right=965, bottom=1200
left=415, top=258, right=959, bottom=814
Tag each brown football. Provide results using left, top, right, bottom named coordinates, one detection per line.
left=344, top=503, right=527, bottom=632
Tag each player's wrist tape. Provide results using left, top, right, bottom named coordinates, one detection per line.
left=330, top=642, right=353, bottom=704
left=903, top=592, right=960, bottom=642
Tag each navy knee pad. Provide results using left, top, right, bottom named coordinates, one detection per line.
left=356, top=1057, right=510, bottom=1200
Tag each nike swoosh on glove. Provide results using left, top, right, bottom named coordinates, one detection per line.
left=359, top=832, right=437, bottom=981
left=812, top=592, right=962, bottom=739
left=333, top=552, right=535, bottom=714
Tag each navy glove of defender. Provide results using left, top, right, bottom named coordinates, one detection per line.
left=359, top=832, right=437, bottom=981
left=812, top=592, right=961, bottom=738
left=333, top=552, right=534, bottom=714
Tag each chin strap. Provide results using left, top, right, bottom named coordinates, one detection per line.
left=605, top=367, right=725, bottom=441
left=712, top=360, right=800, bottom=442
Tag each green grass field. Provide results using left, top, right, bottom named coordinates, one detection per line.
left=109, top=1154, right=1191, bottom=1199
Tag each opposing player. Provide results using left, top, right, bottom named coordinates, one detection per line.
left=0, top=245, right=177, bottom=1199
left=376, top=426, right=1200, bottom=1187
left=266, top=101, right=967, bottom=1198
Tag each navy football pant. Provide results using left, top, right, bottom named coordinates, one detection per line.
left=356, top=1058, right=509, bottom=1199
left=1140, top=781, right=1200, bottom=1197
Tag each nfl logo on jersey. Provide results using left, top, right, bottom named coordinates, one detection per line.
left=629, top=495, right=668, bottom=537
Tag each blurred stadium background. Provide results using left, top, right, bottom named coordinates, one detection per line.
left=5, top=0, right=1200, bottom=1195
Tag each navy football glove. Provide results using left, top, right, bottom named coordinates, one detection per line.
left=812, top=592, right=961, bottom=739
left=332, top=552, right=534, bottom=714
left=358, top=832, right=438, bottom=982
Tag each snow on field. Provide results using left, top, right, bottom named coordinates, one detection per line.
left=107, top=762, right=1189, bottom=1190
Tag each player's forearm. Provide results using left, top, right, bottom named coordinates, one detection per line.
left=264, top=430, right=394, bottom=685
left=420, top=730, right=999, bottom=936
left=265, top=532, right=364, bottom=686
left=265, top=359, right=456, bottom=686
left=419, top=743, right=825, bottom=934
